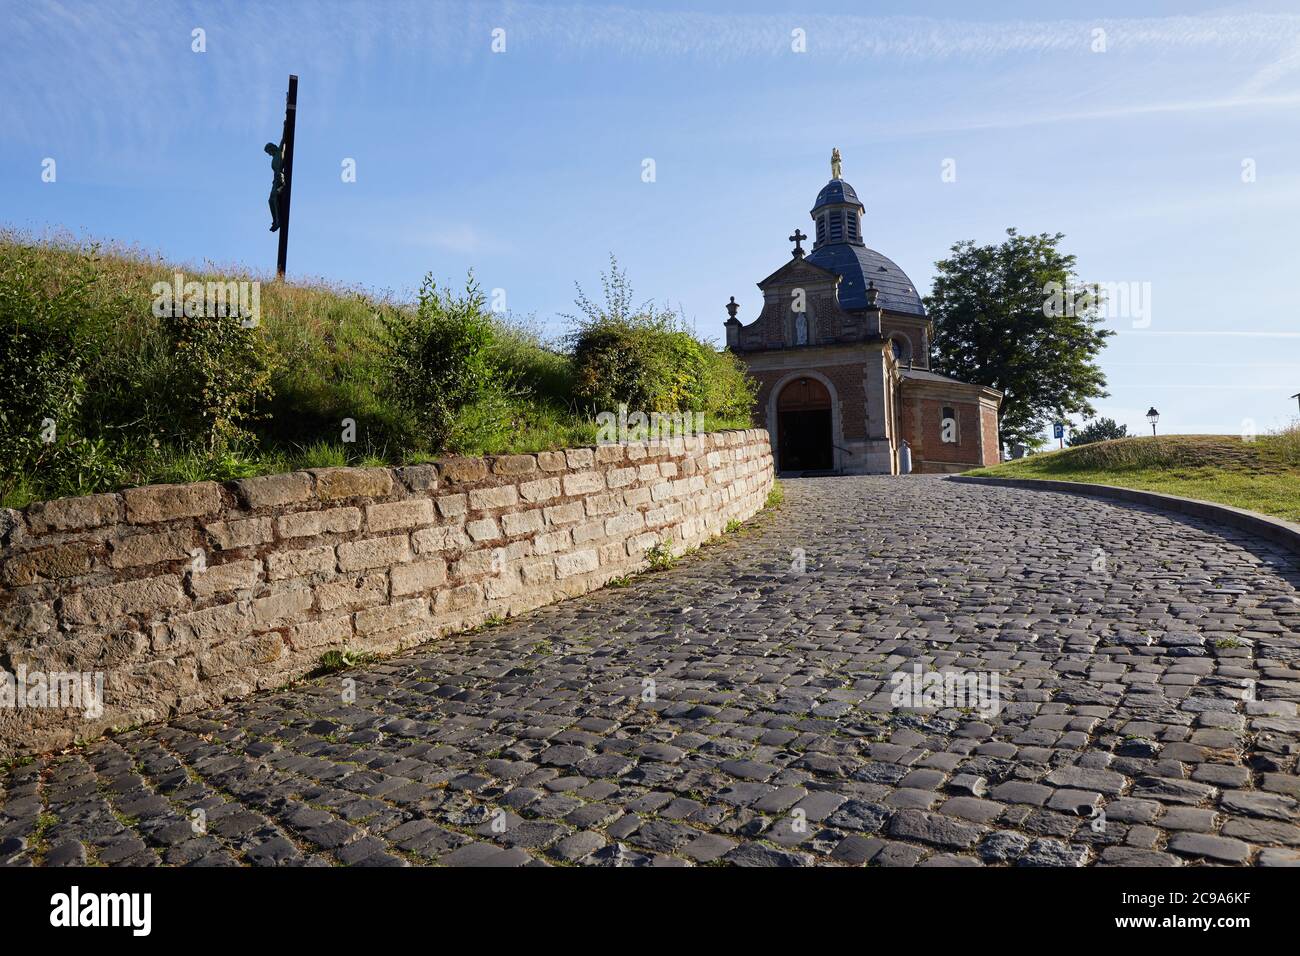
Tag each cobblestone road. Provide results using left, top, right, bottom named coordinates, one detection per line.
left=4, top=476, right=1300, bottom=867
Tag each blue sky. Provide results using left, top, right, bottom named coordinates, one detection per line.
left=5, top=0, right=1300, bottom=439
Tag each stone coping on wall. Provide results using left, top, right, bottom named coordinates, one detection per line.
left=949, top=475, right=1300, bottom=559
left=0, top=429, right=774, bottom=756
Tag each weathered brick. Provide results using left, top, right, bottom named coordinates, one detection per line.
left=433, top=583, right=483, bottom=614
left=235, top=472, right=313, bottom=509
left=252, top=587, right=313, bottom=624
left=312, top=467, right=394, bottom=501
left=623, top=487, right=652, bottom=508
left=366, top=499, right=434, bottom=532
left=356, top=598, right=428, bottom=635
left=534, top=529, right=572, bottom=555
left=537, top=451, right=567, bottom=472
left=3, top=542, right=96, bottom=584
left=266, top=545, right=336, bottom=580
left=438, top=458, right=488, bottom=483
left=563, top=472, right=605, bottom=496
left=391, top=560, right=448, bottom=595
left=198, top=633, right=284, bottom=679
left=605, top=467, right=638, bottom=489
left=277, top=507, right=363, bottom=539
left=465, top=519, right=500, bottom=543
left=0, top=601, right=57, bottom=639
left=544, top=502, right=584, bottom=526
left=396, top=464, right=439, bottom=492
left=206, top=517, right=273, bottom=550
left=519, top=477, right=561, bottom=503
left=469, top=485, right=520, bottom=511
left=605, top=512, right=645, bottom=537
left=521, top=558, right=555, bottom=585
left=337, top=535, right=411, bottom=572
left=485, top=572, right=520, bottom=599
left=501, top=510, right=545, bottom=537
left=124, top=482, right=221, bottom=524
left=288, top=614, right=352, bottom=650
left=555, top=549, right=599, bottom=579
left=315, top=572, right=389, bottom=611
left=436, top=494, right=468, bottom=519
left=190, top=559, right=262, bottom=598
left=412, top=525, right=469, bottom=554
left=109, top=528, right=195, bottom=569
left=451, top=549, right=500, bottom=578
left=584, top=493, right=622, bottom=516
left=61, top=575, right=185, bottom=625
left=491, top=454, right=538, bottom=476
left=162, top=600, right=251, bottom=643
left=26, top=493, right=121, bottom=533
left=565, top=448, right=594, bottom=469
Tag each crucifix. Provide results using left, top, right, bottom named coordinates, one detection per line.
left=265, top=74, right=299, bottom=278
left=789, top=228, right=807, bottom=258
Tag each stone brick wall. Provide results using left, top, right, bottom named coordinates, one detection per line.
left=0, top=430, right=773, bottom=756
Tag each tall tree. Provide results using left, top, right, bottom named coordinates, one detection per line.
left=926, top=228, right=1112, bottom=449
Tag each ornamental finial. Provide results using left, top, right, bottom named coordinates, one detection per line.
left=831, top=147, right=842, bottom=180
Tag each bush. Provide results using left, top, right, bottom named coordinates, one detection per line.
left=162, top=307, right=274, bottom=451
left=565, top=257, right=756, bottom=420
left=1067, top=417, right=1128, bottom=447
left=377, top=274, right=509, bottom=453
left=0, top=235, right=755, bottom=507
left=0, top=242, right=117, bottom=500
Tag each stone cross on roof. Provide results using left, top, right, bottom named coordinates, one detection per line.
left=789, top=229, right=807, bottom=258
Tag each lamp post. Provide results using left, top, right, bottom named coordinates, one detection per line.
left=1146, top=407, right=1160, bottom=436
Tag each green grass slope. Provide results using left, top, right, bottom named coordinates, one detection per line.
left=965, top=431, right=1300, bottom=522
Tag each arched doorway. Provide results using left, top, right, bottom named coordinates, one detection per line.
left=777, top=377, right=833, bottom=472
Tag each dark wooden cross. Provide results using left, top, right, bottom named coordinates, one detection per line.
left=789, top=228, right=807, bottom=258
left=275, top=75, right=299, bottom=278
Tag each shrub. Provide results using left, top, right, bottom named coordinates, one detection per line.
left=161, top=307, right=274, bottom=451
left=377, top=274, right=508, bottom=453
left=0, top=242, right=116, bottom=500
left=1067, top=417, right=1128, bottom=447
left=565, top=257, right=756, bottom=421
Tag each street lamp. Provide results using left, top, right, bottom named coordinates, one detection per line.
left=1146, top=407, right=1160, bottom=436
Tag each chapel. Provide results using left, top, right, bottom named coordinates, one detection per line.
left=724, top=150, right=1002, bottom=475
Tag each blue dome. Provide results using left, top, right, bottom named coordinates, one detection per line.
left=806, top=243, right=926, bottom=315
left=813, top=178, right=862, bottom=210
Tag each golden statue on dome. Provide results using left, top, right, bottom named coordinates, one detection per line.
left=831, top=147, right=842, bottom=180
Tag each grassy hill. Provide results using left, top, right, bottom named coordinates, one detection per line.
left=0, top=233, right=753, bottom=507
left=965, top=431, right=1300, bottom=521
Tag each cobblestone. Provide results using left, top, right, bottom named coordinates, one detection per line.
left=4, top=476, right=1299, bottom=866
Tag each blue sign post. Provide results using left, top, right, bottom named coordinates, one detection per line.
left=1053, top=422, right=1065, bottom=448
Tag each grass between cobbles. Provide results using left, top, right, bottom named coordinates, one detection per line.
left=964, top=430, right=1300, bottom=522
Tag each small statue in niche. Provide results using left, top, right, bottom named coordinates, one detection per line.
left=795, top=312, right=809, bottom=345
